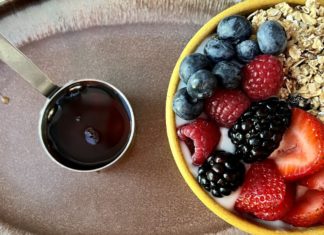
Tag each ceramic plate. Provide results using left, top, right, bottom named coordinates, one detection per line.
left=0, top=0, right=242, bottom=234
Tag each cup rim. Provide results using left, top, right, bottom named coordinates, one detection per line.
left=39, top=78, right=135, bottom=173
left=165, top=0, right=324, bottom=234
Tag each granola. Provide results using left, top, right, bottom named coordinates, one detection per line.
left=248, top=0, right=324, bottom=122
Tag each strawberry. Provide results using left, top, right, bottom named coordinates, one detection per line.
left=253, top=184, right=295, bottom=221
left=271, top=108, right=324, bottom=181
left=234, top=160, right=292, bottom=220
left=300, top=168, right=324, bottom=191
left=283, top=190, right=324, bottom=227
left=177, top=118, right=221, bottom=166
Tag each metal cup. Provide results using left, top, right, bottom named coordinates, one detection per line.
left=0, top=34, right=135, bottom=172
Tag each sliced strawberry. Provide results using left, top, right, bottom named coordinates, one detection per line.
left=271, top=108, right=324, bottom=181
left=177, top=118, right=220, bottom=166
left=283, top=190, right=324, bottom=227
left=234, top=160, right=292, bottom=220
left=300, top=168, right=324, bottom=191
left=253, top=184, right=295, bottom=221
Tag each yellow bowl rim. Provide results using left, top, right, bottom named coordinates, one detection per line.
left=165, top=0, right=324, bottom=234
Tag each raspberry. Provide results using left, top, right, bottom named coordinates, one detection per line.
left=242, top=55, right=283, bottom=101
left=177, top=119, right=221, bottom=166
left=204, top=89, right=251, bottom=128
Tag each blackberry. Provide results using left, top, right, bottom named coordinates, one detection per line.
left=287, top=93, right=312, bottom=110
left=197, top=151, right=245, bottom=198
left=229, top=97, right=291, bottom=163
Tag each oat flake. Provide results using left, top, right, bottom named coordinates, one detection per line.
left=250, top=0, right=324, bottom=121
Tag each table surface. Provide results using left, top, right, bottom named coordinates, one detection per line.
left=0, top=0, right=246, bottom=234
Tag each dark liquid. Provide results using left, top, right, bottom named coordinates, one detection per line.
left=46, top=85, right=131, bottom=170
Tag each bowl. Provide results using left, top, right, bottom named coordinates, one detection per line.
left=166, top=0, right=324, bottom=234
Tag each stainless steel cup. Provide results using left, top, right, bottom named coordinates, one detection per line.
left=0, top=34, right=135, bottom=172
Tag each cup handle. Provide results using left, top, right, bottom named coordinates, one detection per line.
left=0, top=33, right=59, bottom=98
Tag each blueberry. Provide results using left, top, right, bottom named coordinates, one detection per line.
left=212, top=61, right=241, bottom=89
left=179, top=53, right=212, bottom=83
left=204, top=38, right=235, bottom=62
left=229, top=59, right=245, bottom=69
left=173, top=88, right=204, bottom=120
left=236, top=39, right=260, bottom=62
left=217, top=15, right=252, bottom=44
left=187, top=70, right=218, bottom=99
left=257, top=20, right=287, bottom=55
left=84, top=127, right=100, bottom=145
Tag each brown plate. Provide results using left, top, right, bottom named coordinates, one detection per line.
left=0, top=0, right=245, bottom=234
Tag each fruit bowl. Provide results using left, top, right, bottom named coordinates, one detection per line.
left=166, top=0, right=324, bottom=234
